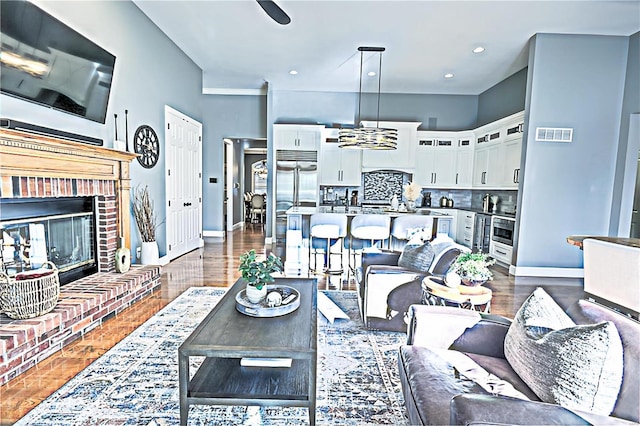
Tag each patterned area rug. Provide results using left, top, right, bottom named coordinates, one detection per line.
left=16, top=288, right=408, bottom=425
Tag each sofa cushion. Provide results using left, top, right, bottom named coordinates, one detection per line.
left=504, top=287, right=624, bottom=416
left=398, top=242, right=435, bottom=273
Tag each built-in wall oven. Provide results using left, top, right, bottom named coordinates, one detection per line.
left=492, top=217, right=515, bottom=246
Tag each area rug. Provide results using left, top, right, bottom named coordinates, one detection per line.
left=16, top=287, right=408, bottom=425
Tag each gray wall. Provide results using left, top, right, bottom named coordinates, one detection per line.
left=0, top=0, right=203, bottom=261
left=201, top=95, right=267, bottom=232
left=516, top=33, right=630, bottom=270
left=476, top=68, right=528, bottom=127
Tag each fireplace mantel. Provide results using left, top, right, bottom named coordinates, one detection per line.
left=0, top=128, right=138, bottom=248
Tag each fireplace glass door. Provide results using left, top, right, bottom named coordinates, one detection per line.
left=1, top=198, right=97, bottom=284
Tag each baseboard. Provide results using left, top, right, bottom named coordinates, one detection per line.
left=203, top=230, right=225, bottom=238
left=509, top=265, right=584, bottom=278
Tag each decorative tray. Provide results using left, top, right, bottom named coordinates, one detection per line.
left=235, top=285, right=300, bottom=317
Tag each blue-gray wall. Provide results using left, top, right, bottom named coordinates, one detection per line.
left=476, top=68, right=528, bottom=127
left=516, top=34, right=630, bottom=270
left=201, top=95, right=267, bottom=232
left=0, top=0, right=203, bottom=262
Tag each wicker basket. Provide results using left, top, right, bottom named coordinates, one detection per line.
left=0, top=261, right=60, bottom=320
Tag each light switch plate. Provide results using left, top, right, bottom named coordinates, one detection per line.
left=535, top=127, right=573, bottom=142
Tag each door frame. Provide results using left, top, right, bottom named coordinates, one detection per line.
left=225, top=139, right=234, bottom=231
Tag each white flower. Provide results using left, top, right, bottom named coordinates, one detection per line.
left=403, top=182, right=422, bottom=201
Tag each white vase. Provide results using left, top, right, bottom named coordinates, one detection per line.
left=246, top=284, right=267, bottom=304
left=140, top=241, right=159, bottom=265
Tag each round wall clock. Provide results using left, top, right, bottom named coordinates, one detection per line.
left=133, top=125, right=160, bottom=168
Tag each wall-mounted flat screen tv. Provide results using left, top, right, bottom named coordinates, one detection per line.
left=0, top=0, right=116, bottom=124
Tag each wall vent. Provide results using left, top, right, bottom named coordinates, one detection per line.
left=535, top=127, right=573, bottom=143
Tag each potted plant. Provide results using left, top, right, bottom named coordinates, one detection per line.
left=449, top=252, right=496, bottom=286
left=239, top=249, right=283, bottom=303
left=132, top=185, right=160, bottom=265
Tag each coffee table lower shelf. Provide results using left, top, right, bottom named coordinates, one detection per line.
left=188, top=357, right=311, bottom=401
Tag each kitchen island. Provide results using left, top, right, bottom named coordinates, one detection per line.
left=283, top=206, right=454, bottom=275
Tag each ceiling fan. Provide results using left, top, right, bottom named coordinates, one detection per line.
left=257, top=0, right=291, bottom=25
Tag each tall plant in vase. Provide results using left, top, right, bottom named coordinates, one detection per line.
left=132, top=185, right=160, bottom=265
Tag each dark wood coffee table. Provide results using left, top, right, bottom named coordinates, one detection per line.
left=178, top=277, right=318, bottom=425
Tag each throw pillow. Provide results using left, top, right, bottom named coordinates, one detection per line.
left=504, top=287, right=624, bottom=416
left=398, top=242, right=435, bottom=273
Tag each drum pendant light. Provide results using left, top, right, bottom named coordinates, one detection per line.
left=339, top=47, right=398, bottom=150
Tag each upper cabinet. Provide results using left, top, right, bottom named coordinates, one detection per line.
left=319, top=128, right=362, bottom=186
left=502, top=120, right=524, bottom=188
left=415, top=130, right=475, bottom=189
left=273, top=124, right=323, bottom=151
left=471, top=111, right=524, bottom=190
left=361, top=121, right=421, bottom=172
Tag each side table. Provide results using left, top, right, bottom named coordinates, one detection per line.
left=421, top=276, right=492, bottom=313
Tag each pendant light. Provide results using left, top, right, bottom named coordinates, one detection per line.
left=339, top=47, right=398, bottom=150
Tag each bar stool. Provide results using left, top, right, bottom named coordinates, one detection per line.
left=390, top=215, right=435, bottom=250
left=309, top=213, right=348, bottom=275
left=345, top=214, right=391, bottom=280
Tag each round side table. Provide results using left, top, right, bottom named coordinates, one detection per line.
left=421, top=276, right=492, bottom=313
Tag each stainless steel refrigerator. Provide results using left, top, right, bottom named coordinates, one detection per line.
left=275, top=150, right=318, bottom=242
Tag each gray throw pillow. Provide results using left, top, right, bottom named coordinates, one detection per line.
left=398, top=242, right=435, bottom=273
left=504, top=287, right=623, bottom=416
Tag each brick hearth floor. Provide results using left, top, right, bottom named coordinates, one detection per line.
left=0, top=265, right=161, bottom=384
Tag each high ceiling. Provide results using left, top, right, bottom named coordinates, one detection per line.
left=134, top=0, right=640, bottom=95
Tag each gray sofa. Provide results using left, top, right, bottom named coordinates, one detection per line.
left=398, top=295, right=640, bottom=425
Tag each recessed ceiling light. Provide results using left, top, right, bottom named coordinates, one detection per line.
left=444, top=73, right=454, bottom=79
left=289, top=69, right=298, bottom=75
left=473, top=46, right=485, bottom=54
left=367, top=71, right=376, bottom=77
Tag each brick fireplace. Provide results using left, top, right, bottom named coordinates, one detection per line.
left=0, top=128, right=162, bottom=384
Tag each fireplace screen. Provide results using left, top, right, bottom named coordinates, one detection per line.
left=1, top=211, right=96, bottom=282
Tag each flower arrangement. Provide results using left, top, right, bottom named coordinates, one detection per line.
left=239, top=249, right=283, bottom=290
left=403, top=181, right=422, bottom=202
left=132, top=185, right=159, bottom=242
left=449, top=252, right=496, bottom=285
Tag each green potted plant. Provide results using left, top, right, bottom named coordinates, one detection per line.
left=239, top=249, right=283, bottom=303
left=449, top=252, right=496, bottom=286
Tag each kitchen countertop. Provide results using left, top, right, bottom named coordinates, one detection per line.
left=285, top=206, right=454, bottom=218
left=420, top=207, right=517, bottom=219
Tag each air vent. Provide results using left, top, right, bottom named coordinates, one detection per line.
left=276, top=150, right=318, bottom=162
left=535, top=127, right=573, bottom=143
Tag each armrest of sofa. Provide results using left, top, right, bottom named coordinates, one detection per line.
left=407, top=305, right=511, bottom=358
left=450, top=394, right=635, bottom=425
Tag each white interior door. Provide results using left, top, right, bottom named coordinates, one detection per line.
left=165, top=106, right=202, bottom=260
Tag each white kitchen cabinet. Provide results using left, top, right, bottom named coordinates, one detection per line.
left=490, top=240, right=513, bottom=265
left=503, top=138, right=522, bottom=188
left=456, top=211, right=475, bottom=249
left=273, top=124, right=323, bottom=151
left=502, top=121, right=524, bottom=188
left=416, top=131, right=475, bottom=188
left=473, top=143, right=505, bottom=187
left=455, top=149, right=474, bottom=188
left=319, top=130, right=362, bottom=186
left=361, top=121, right=420, bottom=172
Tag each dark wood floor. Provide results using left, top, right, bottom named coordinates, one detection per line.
left=0, top=226, right=584, bottom=424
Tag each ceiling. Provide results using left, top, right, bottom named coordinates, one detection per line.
left=134, top=0, right=640, bottom=95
